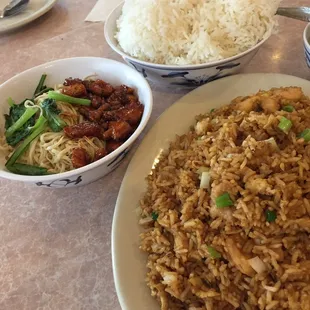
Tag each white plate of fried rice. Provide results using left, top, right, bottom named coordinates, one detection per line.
left=112, top=73, right=310, bottom=310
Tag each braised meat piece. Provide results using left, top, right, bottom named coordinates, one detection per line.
left=63, top=78, right=83, bottom=86
left=82, top=79, right=92, bottom=91
left=89, top=94, right=104, bottom=109
left=78, top=106, right=94, bottom=121
left=108, top=87, right=139, bottom=108
left=99, top=121, right=109, bottom=130
left=112, top=103, right=144, bottom=126
left=62, top=83, right=87, bottom=98
left=94, top=79, right=114, bottom=97
left=61, top=77, right=143, bottom=166
left=126, top=94, right=139, bottom=105
left=64, top=122, right=103, bottom=139
left=98, top=103, right=143, bottom=125
left=103, top=121, right=132, bottom=141
left=87, top=79, right=114, bottom=97
left=71, top=148, right=90, bottom=168
left=106, top=141, right=123, bottom=153
left=115, top=85, right=135, bottom=95
left=94, top=148, right=108, bottom=161
left=100, top=111, right=117, bottom=122
left=88, top=103, right=110, bottom=122
left=107, top=88, right=128, bottom=107
left=87, top=82, right=104, bottom=96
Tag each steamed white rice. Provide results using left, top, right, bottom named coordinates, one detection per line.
left=115, top=0, right=281, bottom=65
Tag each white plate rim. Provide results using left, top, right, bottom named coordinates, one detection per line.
left=112, top=73, right=310, bottom=310
left=0, top=0, right=57, bottom=33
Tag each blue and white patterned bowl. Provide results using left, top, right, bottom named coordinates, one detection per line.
left=303, top=23, right=310, bottom=68
left=104, top=2, right=271, bottom=88
left=0, top=57, right=153, bottom=188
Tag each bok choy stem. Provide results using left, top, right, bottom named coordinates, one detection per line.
left=34, top=87, right=54, bottom=98
left=7, top=163, right=49, bottom=175
left=48, top=91, right=91, bottom=106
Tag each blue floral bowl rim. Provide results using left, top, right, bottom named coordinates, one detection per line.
left=104, top=1, right=272, bottom=71
left=303, top=23, right=310, bottom=52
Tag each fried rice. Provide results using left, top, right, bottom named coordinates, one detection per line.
left=139, top=87, right=310, bottom=310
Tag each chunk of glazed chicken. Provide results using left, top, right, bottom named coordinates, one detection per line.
left=103, top=121, right=133, bottom=141
left=71, top=148, right=90, bottom=168
left=273, top=87, right=302, bottom=101
left=260, top=97, right=280, bottom=113
left=62, top=83, right=87, bottom=98
left=225, top=237, right=255, bottom=277
left=234, top=96, right=260, bottom=113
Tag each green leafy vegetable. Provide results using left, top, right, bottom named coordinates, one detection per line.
left=282, top=105, right=294, bottom=112
left=48, top=91, right=91, bottom=106
left=4, top=100, right=37, bottom=146
left=5, top=115, right=47, bottom=167
left=278, top=117, right=292, bottom=133
left=5, top=100, right=27, bottom=129
left=34, top=74, right=47, bottom=96
left=210, top=108, right=215, bottom=113
left=215, top=192, right=233, bottom=208
left=151, top=212, right=159, bottom=221
left=5, top=106, right=38, bottom=138
left=7, top=163, right=49, bottom=175
left=207, top=246, right=221, bottom=259
left=41, top=98, right=67, bottom=132
left=266, top=210, right=277, bottom=223
left=298, top=129, right=310, bottom=142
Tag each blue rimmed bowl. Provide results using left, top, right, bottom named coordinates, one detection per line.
left=104, top=2, right=271, bottom=88
left=0, top=57, right=153, bottom=188
left=303, top=23, right=310, bottom=68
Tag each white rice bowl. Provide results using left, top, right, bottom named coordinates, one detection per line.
left=115, top=0, right=281, bottom=66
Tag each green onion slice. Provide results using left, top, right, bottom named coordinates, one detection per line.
left=298, top=129, right=310, bottom=142
left=282, top=105, right=294, bottom=112
left=151, top=212, right=159, bottom=221
left=207, top=246, right=221, bottom=259
left=266, top=210, right=277, bottom=223
left=215, top=192, right=233, bottom=208
left=278, top=117, right=292, bottom=134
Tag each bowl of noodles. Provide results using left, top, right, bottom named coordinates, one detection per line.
left=0, top=57, right=153, bottom=188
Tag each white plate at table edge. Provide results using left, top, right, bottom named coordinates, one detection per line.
left=0, top=0, right=57, bottom=33
left=112, top=73, right=310, bottom=310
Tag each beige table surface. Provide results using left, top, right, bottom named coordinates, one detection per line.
left=0, top=0, right=310, bottom=309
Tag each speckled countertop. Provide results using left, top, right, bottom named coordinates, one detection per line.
left=0, top=0, right=310, bottom=309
